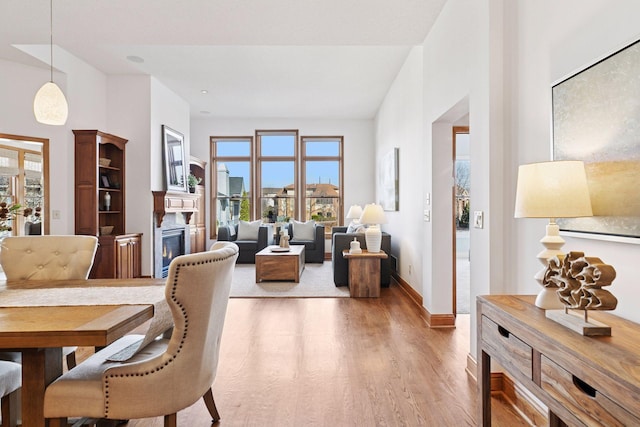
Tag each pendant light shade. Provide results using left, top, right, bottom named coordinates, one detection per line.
left=33, top=0, right=68, bottom=126
left=34, top=81, right=68, bottom=125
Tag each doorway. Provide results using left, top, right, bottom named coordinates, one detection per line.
left=452, top=127, right=470, bottom=315
left=0, top=133, right=50, bottom=236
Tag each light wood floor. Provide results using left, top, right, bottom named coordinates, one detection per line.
left=78, top=284, right=529, bottom=426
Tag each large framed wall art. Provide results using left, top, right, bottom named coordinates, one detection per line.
left=552, top=39, right=640, bottom=239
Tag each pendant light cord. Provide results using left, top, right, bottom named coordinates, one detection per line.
left=50, top=0, right=54, bottom=82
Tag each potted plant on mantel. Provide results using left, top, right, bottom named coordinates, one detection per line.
left=187, top=173, right=202, bottom=193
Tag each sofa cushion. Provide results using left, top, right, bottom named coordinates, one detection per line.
left=237, top=220, right=261, bottom=241
left=346, top=221, right=366, bottom=234
left=291, top=220, right=315, bottom=240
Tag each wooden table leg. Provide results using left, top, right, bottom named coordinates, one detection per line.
left=479, top=349, right=491, bottom=426
left=21, top=348, right=63, bottom=427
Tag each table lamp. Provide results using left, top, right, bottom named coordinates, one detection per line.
left=514, top=160, right=593, bottom=309
left=359, top=203, right=387, bottom=253
left=346, top=205, right=363, bottom=224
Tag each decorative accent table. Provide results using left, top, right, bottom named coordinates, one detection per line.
left=255, top=245, right=305, bottom=283
left=342, top=250, right=388, bottom=297
left=477, top=294, right=640, bottom=426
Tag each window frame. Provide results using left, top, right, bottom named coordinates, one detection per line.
left=210, top=136, right=254, bottom=239
left=301, top=136, right=344, bottom=234
left=256, top=129, right=299, bottom=222
left=210, top=131, right=344, bottom=239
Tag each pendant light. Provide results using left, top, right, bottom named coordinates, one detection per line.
left=33, top=0, right=68, bottom=125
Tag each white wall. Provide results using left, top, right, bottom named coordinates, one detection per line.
left=376, top=0, right=640, bottom=360
left=190, top=117, right=375, bottom=249
left=151, top=78, right=191, bottom=192
left=0, top=55, right=191, bottom=277
left=107, top=75, right=153, bottom=276
left=509, top=0, right=640, bottom=323
left=108, top=75, right=191, bottom=276
left=374, top=47, right=424, bottom=294
left=414, top=0, right=506, bottom=327
left=0, top=56, right=107, bottom=235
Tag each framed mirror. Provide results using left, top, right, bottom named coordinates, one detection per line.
left=162, top=125, right=188, bottom=192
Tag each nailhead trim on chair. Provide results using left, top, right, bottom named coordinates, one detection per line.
left=103, top=255, right=233, bottom=418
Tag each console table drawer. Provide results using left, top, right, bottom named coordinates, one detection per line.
left=541, top=355, right=640, bottom=426
left=481, top=316, right=532, bottom=380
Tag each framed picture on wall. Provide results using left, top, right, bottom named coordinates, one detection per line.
left=552, top=38, right=640, bottom=239
left=379, top=147, right=399, bottom=211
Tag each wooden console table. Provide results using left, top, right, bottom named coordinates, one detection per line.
left=342, top=250, right=388, bottom=297
left=477, top=295, right=640, bottom=426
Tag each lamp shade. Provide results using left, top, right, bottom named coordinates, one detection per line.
left=359, top=203, right=387, bottom=225
left=514, top=161, right=593, bottom=219
left=33, top=81, right=68, bottom=126
left=346, top=205, right=363, bottom=219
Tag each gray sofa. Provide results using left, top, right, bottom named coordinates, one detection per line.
left=282, top=223, right=325, bottom=263
left=217, top=223, right=274, bottom=263
left=331, top=226, right=392, bottom=287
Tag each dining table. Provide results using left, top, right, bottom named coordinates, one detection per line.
left=0, top=277, right=168, bottom=427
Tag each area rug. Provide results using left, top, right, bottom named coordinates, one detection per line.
left=230, top=262, right=350, bottom=298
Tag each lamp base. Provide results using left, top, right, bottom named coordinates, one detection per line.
left=533, top=220, right=565, bottom=310
left=534, top=288, right=564, bottom=310
left=364, top=225, right=382, bottom=253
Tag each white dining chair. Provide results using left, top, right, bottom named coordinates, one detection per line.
left=0, top=235, right=99, bottom=369
left=44, top=241, right=239, bottom=427
left=0, top=360, right=21, bottom=427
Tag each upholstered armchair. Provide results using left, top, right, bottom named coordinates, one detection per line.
left=331, top=226, right=392, bottom=287
left=43, top=241, right=239, bottom=427
left=284, top=222, right=325, bottom=263
left=217, top=222, right=274, bottom=263
left=0, top=235, right=99, bottom=369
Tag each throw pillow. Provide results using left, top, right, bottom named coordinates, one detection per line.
left=291, top=219, right=316, bottom=240
left=237, top=219, right=261, bottom=241
left=346, top=220, right=366, bottom=234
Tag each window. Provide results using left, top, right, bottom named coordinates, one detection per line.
left=211, top=131, right=344, bottom=237
left=210, top=137, right=252, bottom=234
left=301, top=137, right=343, bottom=233
left=257, top=130, right=298, bottom=223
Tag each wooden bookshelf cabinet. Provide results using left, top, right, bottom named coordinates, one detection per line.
left=73, top=130, right=142, bottom=278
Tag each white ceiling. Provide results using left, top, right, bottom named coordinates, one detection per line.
left=0, top=0, right=446, bottom=119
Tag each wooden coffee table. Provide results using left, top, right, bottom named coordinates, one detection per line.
left=255, top=245, right=306, bottom=283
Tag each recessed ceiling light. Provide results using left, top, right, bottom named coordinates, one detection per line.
left=201, top=90, right=208, bottom=94
left=126, top=55, right=144, bottom=63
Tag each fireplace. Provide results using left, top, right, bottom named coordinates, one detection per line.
left=162, top=228, right=185, bottom=278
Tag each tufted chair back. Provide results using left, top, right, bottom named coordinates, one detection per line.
left=0, top=235, right=98, bottom=280
left=44, top=241, right=239, bottom=425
